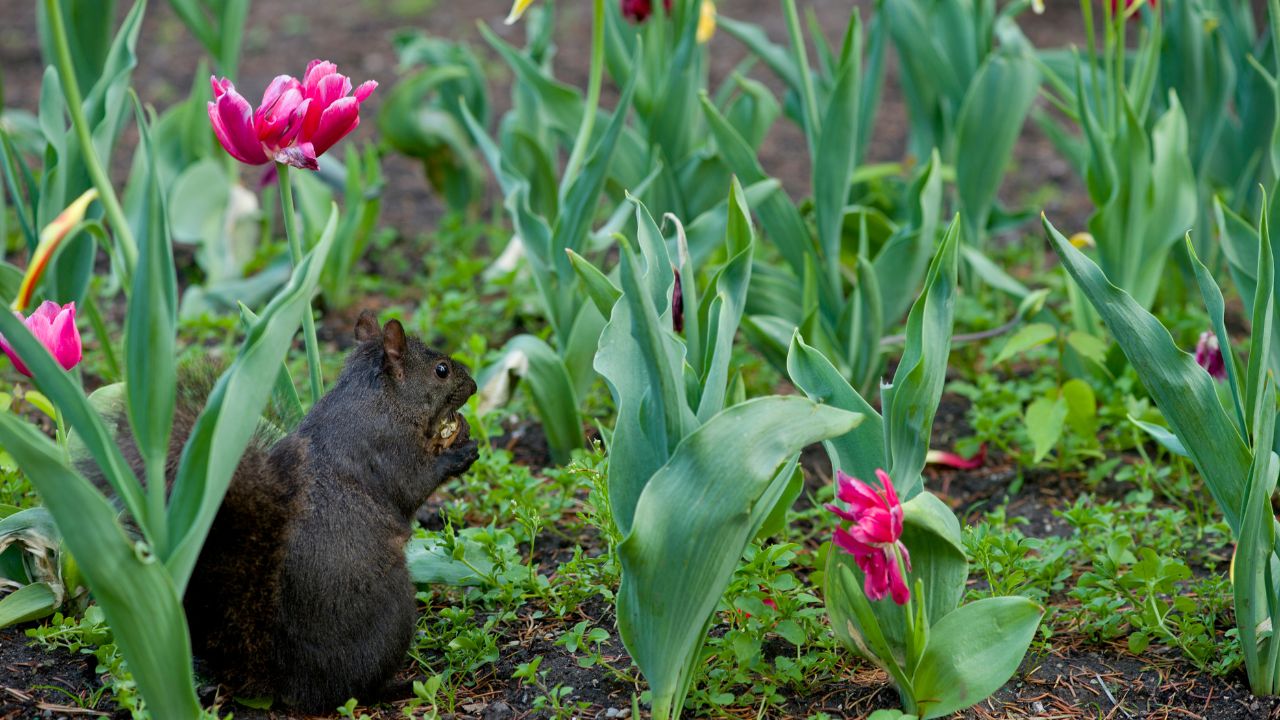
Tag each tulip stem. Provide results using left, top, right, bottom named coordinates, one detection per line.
left=563, top=0, right=606, bottom=186
left=42, top=0, right=138, bottom=279
left=82, top=293, right=121, bottom=382
left=275, top=162, right=325, bottom=405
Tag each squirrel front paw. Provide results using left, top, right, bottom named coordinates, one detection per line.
left=438, top=441, right=479, bottom=478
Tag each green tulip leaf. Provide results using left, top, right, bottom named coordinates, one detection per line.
left=911, top=597, right=1044, bottom=718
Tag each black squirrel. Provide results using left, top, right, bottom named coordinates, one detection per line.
left=87, top=311, right=479, bottom=711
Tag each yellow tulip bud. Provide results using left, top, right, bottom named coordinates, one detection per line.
left=697, top=1, right=717, bottom=44
left=13, top=188, right=99, bottom=312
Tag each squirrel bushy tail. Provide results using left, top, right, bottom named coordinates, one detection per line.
left=81, top=360, right=288, bottom=504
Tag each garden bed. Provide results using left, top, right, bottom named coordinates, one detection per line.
left=4, top=0, right=1279, bottom=718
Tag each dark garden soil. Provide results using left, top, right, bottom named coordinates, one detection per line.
left=4, top=0, right=1279, bottom=718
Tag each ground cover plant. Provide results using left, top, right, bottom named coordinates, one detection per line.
left=4, top=0, right=1280, bottom=718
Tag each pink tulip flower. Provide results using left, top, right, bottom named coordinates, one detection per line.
left=826, top=469, right=912, bottom=605
left=1195, top=331, right=1227, bottom=382
left=208, top=60, right=377, bottom=171
left=0, top=301, right=82, bottom=377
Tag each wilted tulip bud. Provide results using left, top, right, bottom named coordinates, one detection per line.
left=1194, top=331, right=1226, bottom=381
left=0, top=301, right=82, bottom=377
left=671, top=266, right=684, bottom=334
left=926, top=443, right=987, bottom=470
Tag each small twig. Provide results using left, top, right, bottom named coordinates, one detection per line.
left=35, top=704, right=108, bottom=717
left=1094, top=673, right=1133, bottom=719
left=879, top=312, right=1025, bottom=348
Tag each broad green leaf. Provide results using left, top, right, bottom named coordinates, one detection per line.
left=1129, top=416, right=1190, bottom=458
left=0, top=414, right=201, bottom=715
left=883, top=215, right=961, bottom=499
left=845, top=255, right=884, bottom=397
left=566, top=248, right=621, bottom=318
left=717, top=16, right=803, bottom=91
left=1065, top=330, right=1108, bottom=367
left=124, top=99, right=177, bottom=549
left=813, top=15, right=861, bottom=280
left=836, top=565, right=916, bottom=697
left=596, top=204, right=694, bottom=537
left=166, top=206, right=339, bottom=591
left=1044, top=215, right=1253, bottom=533
left=478, top=24, right=584, bottom=138
left=501, top=334, right=582, bottom=466
left=786, top=331, right=884, bottom=487
left=1061, top=378, right=1097, bottom=436
left=695, top=179, right=754, bottom=422
left=0, top=582, right=59, bottom=629
left=1234, top=379, right=1277, bottom=695
left=238, top=305, right=304, bottom=431
left=1216, top=197, right=1260, bottom=310
left=868, top=712, right=918, bottom=720
left=1245, top=203, right=1276, bottom=434
left=992, top=323, right=1056, bottom=365
left=700, top=94, right=812, bottom=282
left=618, top=396, right=862, bottom=720
left=754, top=463, right=803, bottom=542
left=911, top=597, right=1044, bottom=718
left=1025, top=394, right=1067, bottom=463
left=1187, top=236, right=1247, bottom=435
left=956, top=52, right=1039, bottom=243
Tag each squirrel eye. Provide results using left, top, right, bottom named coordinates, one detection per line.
left=435, top=362, right=450, bottom=379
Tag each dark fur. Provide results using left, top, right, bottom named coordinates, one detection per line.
left=87, top=312, right=478, bottom=711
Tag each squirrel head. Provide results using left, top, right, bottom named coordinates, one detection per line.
left=344, top=310, right=478, bottom=458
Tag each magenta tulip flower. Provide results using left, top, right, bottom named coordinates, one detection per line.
left=1195, top=331, right=1227, bottom=381
left=621, top=0, right=671, bottom=22
left=208, top=60, right=377, bottom=171
left=0, top=301, right=82, bottom=377
left=826, top=469, right=912, bottom=605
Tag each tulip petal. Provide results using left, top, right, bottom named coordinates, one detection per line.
left=275, top=142, right=318, bottom=171
left=308, top=97, right=360, bottom=157
left=354, top=80, right=377, bottom=103
left=876, top=469, right=900, bottom=507
left=209, top=93, right=269, bottom=165
left=48, top=304, right=82, bottom=370
left=505, top=0, right=537, bottom=24
left=0, top=326, right=31, bottom=377
left=303, top=60, right=338, bottom=91
left=258, top=75, right=301, bottom=123
left=29, top=300, right=61, bottom=326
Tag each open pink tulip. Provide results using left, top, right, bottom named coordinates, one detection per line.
left=0, top=301, right=82, bottom=377
left=208, top=60, right=377, bottom=171
left=826, top=469, right=912, bottom=605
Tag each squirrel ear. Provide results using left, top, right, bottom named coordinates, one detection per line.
left=355, top=311, right=381, bottom=343
left=382, top=319, right=407, bottom=379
